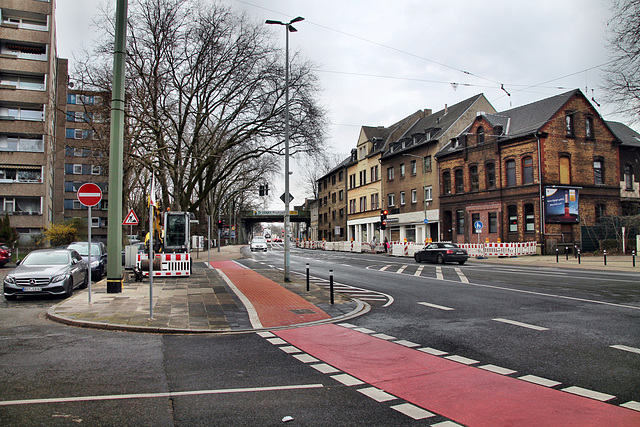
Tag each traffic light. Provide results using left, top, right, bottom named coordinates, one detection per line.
left=380, top=210, right=388, bottom=230
left=218, top=219, right=224, bottom=229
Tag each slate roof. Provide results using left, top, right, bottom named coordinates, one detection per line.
left=607, top=121, right=640, bottom=148
left=437, top=89, right=581, bottom=157
left=382, top=93, right=491, bottom=158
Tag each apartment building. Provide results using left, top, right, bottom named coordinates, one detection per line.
left=53, top=59, right=111, bottom=242
left=435, top=89, right=622, bottom=253
left=0, top=0, right=58, bottom=245
left=318, top=156, right=353, bottom=241
left=380, top=94, right=495, bottom=243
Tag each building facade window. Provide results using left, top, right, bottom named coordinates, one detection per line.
left=566, top=112, right=575, bottom=136
left=506, top=159, right=516, bottom=186
left=455, top=169, right=464, bottom=193
left=522, top=156, right=534, bottom=184
left=387, top=167, right=394, bottom=181
left=625, top=165, right=634, bottom=190
left=400, top=163, right=405, bottom=178
left=456, top=210, right=465, bottom=236
left=469, top=165, right=479, bottom=191
left=486, top=163, right=496, bottom=189
left=359, top=197, right=367, bottom=212
left=388, top=193, right=395, bottom=207
left=370, top=193, right=379, bottom=210
left=489, top=212, right=498, bottom=233
left=424, top=186, right=432, bottom=201
left=411, top=189, right=417, bottom=204
left=424, top=155, right=432, bottom=172
left=524, top=204, right=535, bottom=233
left=442, top=171, right=451, bottom=195
left=595, top=204, right=606, bottom=223
left=560, top=156, right=571, bottom=184
left=410, top=160, right=417, bottom=175
left=400, top=191, right=406, bottom=205
left=477, top=126, right=485, bottom=144
left=594, top=159, right=604, bottom=185
left=585, top=116, right=594, bottom=139
left=508, top=205, right=518, bottom=233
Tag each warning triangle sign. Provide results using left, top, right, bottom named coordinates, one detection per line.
left=123, top=209, right=139, bottom=225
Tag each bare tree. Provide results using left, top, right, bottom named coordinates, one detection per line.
left=603, top=0, right=640, bottom=124
left=297, top=151, right=346, bottom=200
left=76, top=0, right=326, bottom=213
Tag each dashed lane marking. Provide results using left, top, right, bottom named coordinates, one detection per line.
left=357, top=387, right=398, bottom=402
left=517, top=375, right=561, bottom=387
left=493, top=318, right=550, bottom=331
left=418, top=302, right=455, bottom=311
left=397, top=265, right=407, bottom=274
left=610, top=344, right=640, bottom=355
left=436, top=266, right=443, bottom=280
left=390, top=403, right=435, bottom=420
left=479, top=364, right=517, bottom=375
left=414, top=265, right=424, bottom=276
left=561, top=386, right=616, bottom=402
left=454, top=267, right=469, bottom=283
left=330, top=373, right=364, bottom=386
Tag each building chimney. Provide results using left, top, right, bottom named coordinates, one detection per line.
left=424, top=109, right=432, bottom=117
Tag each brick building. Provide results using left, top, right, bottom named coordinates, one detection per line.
left=435, top=89, right=621, bottom=253
left=380, top=94, right=495, bottom=244
left=317, top=155, right=353, bottom=241
left=607, top=121, right=640, bottom=216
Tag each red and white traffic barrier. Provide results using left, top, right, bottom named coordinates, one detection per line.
left=137, top=253, right=191, bottom=276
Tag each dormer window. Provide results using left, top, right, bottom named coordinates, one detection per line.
left=477, top=126, right=485, bottom=144
left=451, top=138, right=459, bottom=149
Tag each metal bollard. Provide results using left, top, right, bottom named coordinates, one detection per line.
left=329, top=269, right=334, bottom=305
left=306, top=263, right=310, bottom=292
left=556, top=248, right=559, bottom=263
left=578, top=249, right=581, bottom=264
left=604, top=249, right=607, bottom=266
left=565, top=246, right=569, bottom=261
left=633, top=251, right=636, bottom=267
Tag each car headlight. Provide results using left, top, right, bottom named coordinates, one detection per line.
left=91, top=260, right=100, bottom=268
left=51, top=274, right=69, bottom=283
left=3, top=276, right=15, bottom=285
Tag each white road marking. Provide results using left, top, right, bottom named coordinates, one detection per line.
left=330, top=374, right=364, bottom=386
left=518, top=375, right=561, bottom=387
left=479, top=364, right=517, bottom=375
left=380, top=265, right=391, bottom=271
left=621, top=401, right=640, bottom=411
left=353, top=327, right=376, bottom=334
left=293, top=353, right=319, bottom=363
left=310, top=363, right=340, bottom=374
left=561, top=386, right=615, bottom=402
left=436, top=266, right=443, bottom=280
left=372, top=333, right=397, bottom=340
left=414, top=265, right=424, bottom=276
left=256, top=331, right=275, bottom=338
left=394, top=340, right=421, bottom=348
left=357, top=387, right=397, bottom=402
left=391, top=403, right=435, bottom=420
left=493, top=318, right=549, bottom=331
left=418, top=302, right=455, bottom=311
left=337, top=323, right=357, bottom=328
left=266, top=338, right=288, bottom=345
left=610, top=344, right=640, bottom=355
left=397, top=265, right=407, bottom=274
left=0, top=384, right=325, bottom=407
left=431, top=422, right=464, bottom=427
left=279, top=346, right=302, bottom=354
left=445, top=355, right=479, bottom=365
left=454, top=267, right=469, bottom=283
left=418, top=347, right=449, bottom=356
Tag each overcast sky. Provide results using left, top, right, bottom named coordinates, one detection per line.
left=55, top=0, right=629, bottom=206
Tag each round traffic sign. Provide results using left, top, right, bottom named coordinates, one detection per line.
left=77, top=183, right=102, bottom=207
left=474, top=220, right=483, bottom=230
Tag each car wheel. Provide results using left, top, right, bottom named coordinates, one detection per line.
left=65, top=280, right=74, bottom=298
left=79, top=272, right=88, bottom=289
left=4, top=294, right=17, bottom=301
left=414, top=254, right=421, bottom=263
left=458, top=260, right=466, bottom=265
left=436, top=254, right=445, bottom=264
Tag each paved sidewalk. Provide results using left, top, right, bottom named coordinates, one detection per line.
left=46, top=246, right=361, bottom=334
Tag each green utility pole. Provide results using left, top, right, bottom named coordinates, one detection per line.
left=106, top=0, right=128, bottom=293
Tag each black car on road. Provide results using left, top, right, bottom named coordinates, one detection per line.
left=414, top=242, right=469, bottom=265
left=3, top=248, right=88, bottom=300
left=66, top=242, right=107, bottom=280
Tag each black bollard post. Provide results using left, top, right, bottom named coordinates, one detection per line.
left=633, top=251, right=636, bottom=268
left=556, top=248, right=559, bottom=263
left=578, top=249, right=581, bottom=264
left=565, top=246, right=569, bottom=261
left=306, top=263, right=310, bottom=292
left=604, top=250, right=607, bottom=266
left=329, top=269, right=334, bottom=305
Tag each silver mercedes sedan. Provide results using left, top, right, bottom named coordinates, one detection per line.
left=3, top=249, right=88, bottom=301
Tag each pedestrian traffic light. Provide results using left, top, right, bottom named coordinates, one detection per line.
left=381, top=220, right=387, bottom=230
left=380, top=210, right=388, bottom=230
left=218, top=219, right=224, bottom=229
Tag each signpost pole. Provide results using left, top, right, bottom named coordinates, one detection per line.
left=87, top=205, right=92, bottom=304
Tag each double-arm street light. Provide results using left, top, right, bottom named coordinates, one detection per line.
left=265, top=16, right=304, bottom=282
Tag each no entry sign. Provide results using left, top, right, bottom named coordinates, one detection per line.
left=77, top=183, right=102, bottom=207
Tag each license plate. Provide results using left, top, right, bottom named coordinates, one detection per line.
left=23, top=287, right=42, bottom=292
left=456, top=251, right=464, bottom=254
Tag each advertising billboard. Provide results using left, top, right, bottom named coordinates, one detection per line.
left=545, top=187, right=579, bottom=223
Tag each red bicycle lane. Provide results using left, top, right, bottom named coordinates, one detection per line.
left=275, top=324, right=640, bottom=427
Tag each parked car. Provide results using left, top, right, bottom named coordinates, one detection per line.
left=250, top=236, right=268, bottom=252
left=66, top=241, right=108, bottom=280
left=0, top=243, right=11, bottom=267
left=414, top=242, right=469, bottom=265
left=3, top=249, right=88, bottom=300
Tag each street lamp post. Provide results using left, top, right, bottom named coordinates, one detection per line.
left=266, top=16, right=304, bottom=282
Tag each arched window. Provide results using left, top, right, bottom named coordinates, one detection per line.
left=560, top=156, right=571, bottom=184
left=442, top=171, right=451, bottom=195
left=455, top=169, right=464, bottom=193
left=522, top=156, right=534, bottom=184
left=485, top=163, right=496, bottom=189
